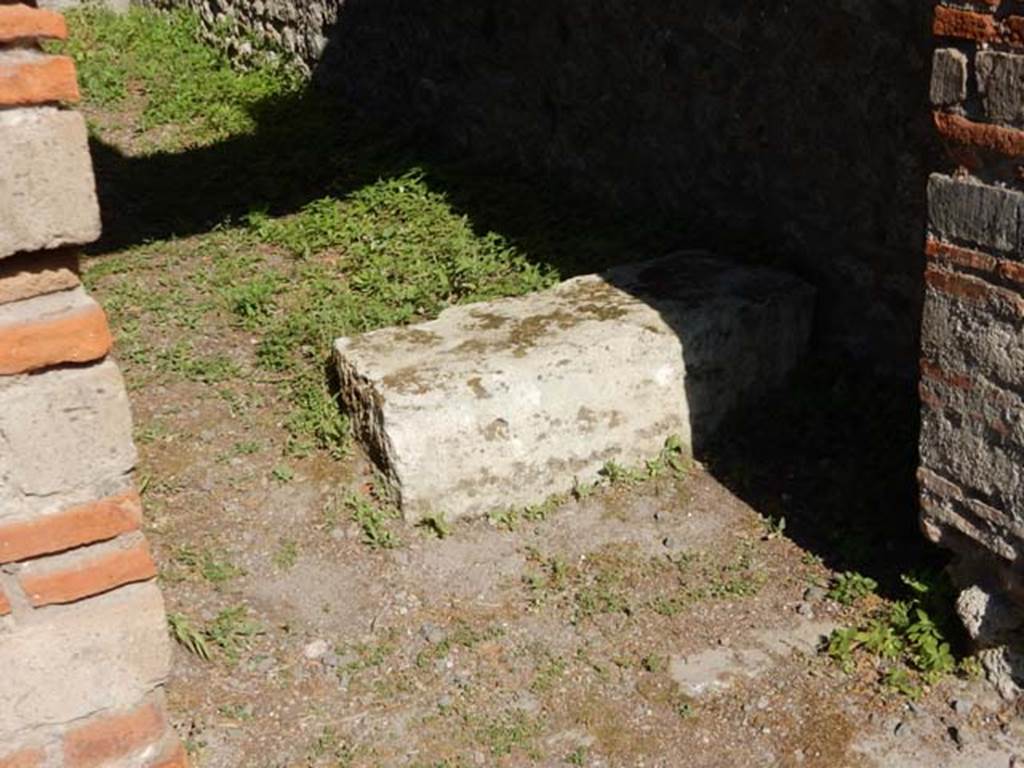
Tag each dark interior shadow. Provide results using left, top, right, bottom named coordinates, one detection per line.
left=87, top=0, right=944, bottom=597
left=319, top=0, right=940, bottom=373
left=310, top=0, right=946, bottom=595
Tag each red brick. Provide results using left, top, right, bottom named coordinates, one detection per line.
left=926, top=238, right=995, bottom=272
left=918, top=466, right=963, bottom=501
left=926, top=238, right=1024, bottom=288
left=997, top=259, right=1024, bottom=285
left=928, top=240, right=1018, bottom=285
left=933, top=6, right=1024, bottom=46
left=921, top=359, right=973, bottom=391
left=0, top=55, right=78, bottom=107
left=0, top=588, right=10, bottom=616
left=925, top=264, right=1024, bottom=314
left=0, top=4, right=67, bottom=43
left=926, top=264, right=992, bottom=302
left=933, top=6, right=999, bottom=43
left=934, top=111, right=1024, bottom=159
left=0, top=746, right=44, bottom=768
left=64, top=700, right=167, bottom=768
left=919, top=381, right=943, bottom=410
left=0, top=490, right=142, bottom=564
left=19, top=542, right=157, bottom=607
left=1006, top=15, right=1024, bottom=45
left=0, top=303, right=112, bottom=375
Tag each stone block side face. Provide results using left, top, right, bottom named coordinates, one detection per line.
left=927, top=5, right=1024, bottom=697
left=0, top=6, right=185, bottom=766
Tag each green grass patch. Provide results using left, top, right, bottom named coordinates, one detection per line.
left=242, top=172, right=555, bottom=457
left=272, top=538, right=299, bottom=569
left=155, top=340, right=240, bottom=384
left=53, top=5, right=301, bottom=148
left=345, top=492, right=401, bottom=550
left=476, top=710, right=541, bottom=759
left=173, top=546, right=244, bottom=586
left=168, top=605, right=261, bottom=663
left=522, top=544, right=677, bottom=624
left=248, top=172, right=555, bottom=347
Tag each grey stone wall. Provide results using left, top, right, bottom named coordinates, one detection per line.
left=142, top=0, right=936, bottom=373
left=922, top=4, right=1024, bottom=698
left=142, top=0, right=341, bottom=70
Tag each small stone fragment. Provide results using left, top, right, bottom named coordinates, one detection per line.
left=931, top=48, right=968, bottom=106
left=951, top=698, right=973, bottom=717
left=303, top=639, right=329, bottom=660
left=420, top=622, right=447, bottom=645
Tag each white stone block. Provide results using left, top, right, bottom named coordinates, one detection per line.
left=335, top=255, right=814, bottom=522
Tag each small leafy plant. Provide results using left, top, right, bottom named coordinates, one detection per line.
left=174, top=546, right=244, bottom=586
left=762, top=514, right=787, bottom=540
left=347, top=493, right=400, bottom=549
left=488, top=507, right=520, bottom=532
left=827, top=571, right=878, bottom=605
left=598, top=460, right=642, bottom=486
left=271, top=465, right=295, bottom=484
left=826, top=572, right=962, bottom=696
left=273, top=539, right=299, bottom=569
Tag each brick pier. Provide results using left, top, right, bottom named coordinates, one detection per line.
left=0, top=2, right=185, bottom=765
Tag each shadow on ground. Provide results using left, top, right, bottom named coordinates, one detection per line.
left=85, top=0, right=941, bottom=601
left=87, top=87, right=684, bottom=278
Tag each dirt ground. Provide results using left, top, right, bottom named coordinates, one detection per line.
left=132, top=385, right=1021, bottom=767
left=106, top=324, right=1020, bottom=767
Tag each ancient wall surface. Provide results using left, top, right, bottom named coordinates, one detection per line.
left=0, top=3, right=185, bottom=765
left=36, top=0, right=129, bottom=13
left=143, top=0, right=934, bottom=373
left=920, top=2, right=1024, bottom=695
left=142, top=0, right=339, bottom=69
